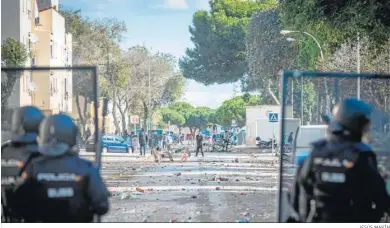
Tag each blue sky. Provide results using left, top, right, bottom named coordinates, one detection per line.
left=61, top=0, right=237, bottom=108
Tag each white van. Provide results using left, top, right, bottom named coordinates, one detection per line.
left=292, top=125, right=328, bottom=166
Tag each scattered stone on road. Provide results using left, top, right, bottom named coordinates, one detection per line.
left=95, top=146, right=281, bottom=222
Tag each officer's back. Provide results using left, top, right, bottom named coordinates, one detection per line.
left=289, top=98, right=390, bottom=222
left=1, top=106, right=44, bottom=222
left=13, top=114, right=109, bottom=222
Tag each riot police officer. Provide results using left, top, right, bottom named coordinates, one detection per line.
left=1, top=106, right=45, bottom=222
left=12, top=113, right=109, bottom=222
left=288, top=98, right=390, bottom=222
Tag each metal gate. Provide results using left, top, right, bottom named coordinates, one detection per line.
left=277, top=71, right=390, bottom=222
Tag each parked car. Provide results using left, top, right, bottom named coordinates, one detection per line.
left=292, top=125, right=328, bottom=166
left=85, top=134, right=132, bottom=153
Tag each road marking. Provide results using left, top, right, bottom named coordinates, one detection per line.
left=108, top=185, right=278, bottom=192
left=102, top=170, right=287, bottom=178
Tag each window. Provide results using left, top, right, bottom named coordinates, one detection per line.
left=28, top=10, right=32, bottom=20
left=50, top=81, right=53, bottom=95
left=50, top=44, right=53, bottom=59
left=116, top=137, right=123, bottom=142
left=64, top=78, right=67, bottom=93
left=23, top=0, right=25, bottom=12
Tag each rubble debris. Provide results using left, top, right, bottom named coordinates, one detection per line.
left=121, top=193, right=130, bottom=200
left=174, top=172, right=182, bottom=176
left=169, top=218, right=178, bottom=223
left=218, top=177, right=229, bottom=181
left=242, top=212, right=250, bottom=216
left=136, top=187, right=145, bottom=193
left=191, top=195, right=198, bottom=199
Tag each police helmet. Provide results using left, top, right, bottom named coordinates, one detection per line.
left=11, top=105, right=45, bottom=143
left=328, top=98, right=372, bottom=139
left=38, top=114, right=79, bottom=156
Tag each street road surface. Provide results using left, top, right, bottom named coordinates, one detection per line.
left=81, top=146, right=290, bottom=222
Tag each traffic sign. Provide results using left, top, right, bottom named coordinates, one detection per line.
left=130, top=115, right=139, bottom=124
left=268, top=113, right=278, bottom=122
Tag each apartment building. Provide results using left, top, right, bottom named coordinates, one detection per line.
left=1, top=0, right=38, bottom=111
left=31, top=0, right=73, bottom=115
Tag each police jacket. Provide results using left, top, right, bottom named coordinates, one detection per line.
left=12, top=149, right=110, bottom=223
left=289, top=135, right=390, bottom=223
left=1, top=134, right=41, bottom=221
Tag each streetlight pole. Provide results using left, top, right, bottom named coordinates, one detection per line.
left=357, top=34, right=361, bottom=100
left=281, top=30, right=324, bottom=124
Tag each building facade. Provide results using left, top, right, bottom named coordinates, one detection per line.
left=32, top=0, right=72, bottom=115
left=1, top=0, right=72, bottom=117
left=1, top=0, right=38, bottom=110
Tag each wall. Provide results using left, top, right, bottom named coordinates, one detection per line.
left=1, top=0, right=20, bottom=42
left=245, top=105, right=293, bottom=145
left=2, top=0, right=33, bottom=110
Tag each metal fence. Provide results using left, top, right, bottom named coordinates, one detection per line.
left=278, top=71, right=390, bottom=222
left=1, top=66, right=100, bottom=165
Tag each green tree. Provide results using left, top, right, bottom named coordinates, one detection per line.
left=278, top=0, right=390, bottom=68
left=169, top=101, right=195, bottom=120
left=60, top=8, right=127, bottom=133
left=246, top=7, right=298, bottom=99
left=186, top=106, right=216, bottom=136
left=179, top=0, right=277, bottom=85
left=160, top=107, right=186, bottom=126
left=215, top=94, right=261, bottom=127
left=1, top=38, right=28, bottom=118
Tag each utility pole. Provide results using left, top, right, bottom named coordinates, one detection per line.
left=291, top=79, right=294, bottom=117
left=357, top=34, right=361, bottom=100
left=301, top=76, right=304, bottom=125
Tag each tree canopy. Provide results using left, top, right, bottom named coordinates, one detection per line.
left=179, top=0, right=277, bottom=86
left=245, top=7, right=298, bottom=96
left=1, top=38, right=29, bottom=118
left=215, top=94, right=260, bottom=127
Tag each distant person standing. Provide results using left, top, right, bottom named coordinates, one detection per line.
left=138, top=128, right=146, bottom=156
left=223, top=130, right=230, bottom=151
left=162, top=133, right=167, bottom=149
left=149, top=131, right=159, bottom=155
left=84, top=127, right=91, bottom=142
left=195, top=133, right=204, bottom=157
left=131, top=132, right=138, bottom=154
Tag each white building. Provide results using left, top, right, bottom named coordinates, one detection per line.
left=1, top=0, right=72, bottom=116
left=1, top=0, right=38, bottom=111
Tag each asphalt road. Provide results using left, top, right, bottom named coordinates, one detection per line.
left=80, top=145, right=293, bottom=223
